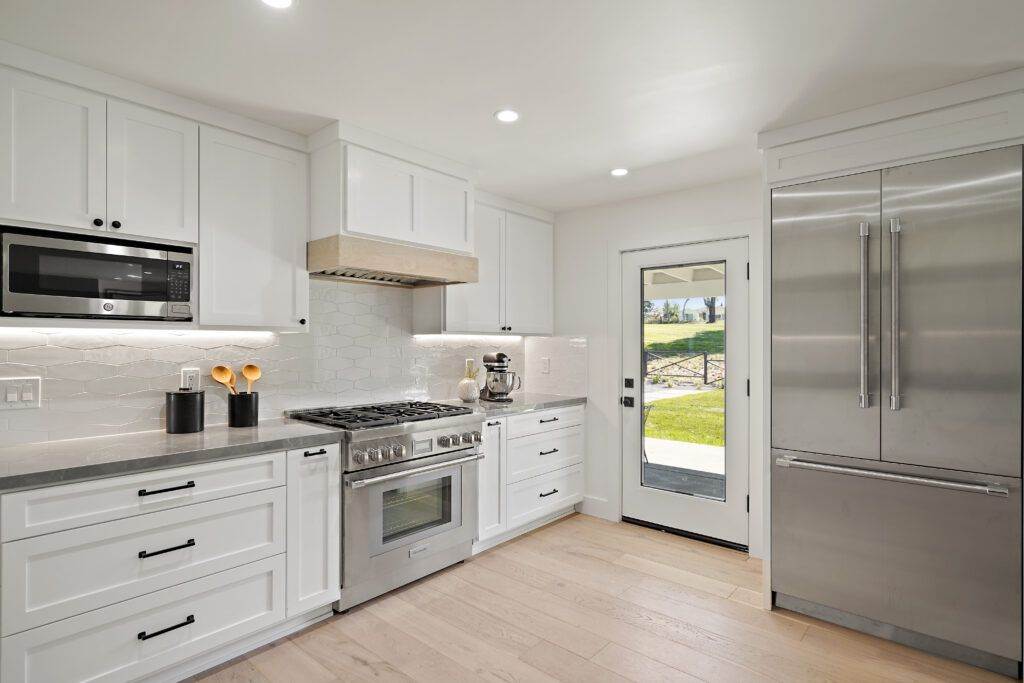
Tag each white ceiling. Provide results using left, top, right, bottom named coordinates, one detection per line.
left=2, top=1, right=1022, bottom=211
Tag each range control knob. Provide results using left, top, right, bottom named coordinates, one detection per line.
left=437, top=435, right=453, bottom=448
left=390, top=444, right=407, bottom=459
left=353, top=450, right=366, bottom=465
left=471, top=431, right=482, bottom=443
left=366, top=447, right=382, bottom=462
left=460, top=432, right=474, bottom=445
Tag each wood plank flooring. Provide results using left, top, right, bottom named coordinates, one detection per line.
left=193, top=514, right=1005, bottom=682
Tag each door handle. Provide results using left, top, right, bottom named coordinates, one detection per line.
left=138, top=481, right=195, bottom=497
left=138, top=538, right=196, bottom=559
left=775, top=457, right=1008, bottom=497
left=858, top=221, right=870, bottom=408
left=539, top=488, right=559, bottom=498
left=138, top=614, right=194, bottom=641
left=889, top=217, right=902, bottom=411
left=539, top=448, right=559, bottom=455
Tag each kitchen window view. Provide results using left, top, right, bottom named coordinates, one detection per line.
left=641, top=262, right=727, bottom=500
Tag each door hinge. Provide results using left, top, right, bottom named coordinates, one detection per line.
left=746, top=495, right=749, bottom=513
left=746, top=378, right=750, bottom=396
left=746, top=262, right=749, bottom=280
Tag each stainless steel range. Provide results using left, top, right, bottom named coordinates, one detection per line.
left=287, top=401, right=483, bottom=611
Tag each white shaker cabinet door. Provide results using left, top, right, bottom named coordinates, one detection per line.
left=504, top=212, right=553, bottom=334
left=107, top=101, right=198, bottom=242
left=0, top=66, right=106, bottom=230
left=199, top=126, right=309, bottom=329
left=345, top=144, right=415, bottom=243
left=444, top=202, right=504, bottom=333
left=414, top=168, right=471, bottom=253
left=286, top=443, right=341, bottom=616
left=477, top=418, right=507, bottom=542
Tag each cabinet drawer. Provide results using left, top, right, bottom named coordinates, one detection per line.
left=507, top=426, right=583, bottom=484
left=1, top=451, right=286, bottom=541
left=506, top=405, right=584, bottom=439
left=1, top=487, right=285, bottom=636
left=507, top=464, right=583, bottom=530
left=1, top=555, right=285, bottom=683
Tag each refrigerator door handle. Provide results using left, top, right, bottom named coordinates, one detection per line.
left=775, top=457, right=1009, bottom=497
left=858, top=221, right=870, bottom=408
left=889, top=217, right=902, bottom=411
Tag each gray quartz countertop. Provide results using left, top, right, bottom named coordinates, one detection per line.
left=442, top=393, right=587, bottom=418
left=0, top=419, right=341, bottom=493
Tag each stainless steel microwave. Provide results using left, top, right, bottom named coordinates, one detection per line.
left=1, top=229, right=194, bottom=321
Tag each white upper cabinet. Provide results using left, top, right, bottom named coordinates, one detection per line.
left=107, top=101, right=198, bottom=242
left=199, top=126, right=309, bottom=329
left=504, top=211, right=553, bottom=334
left=442, top=203, right=504, bottom=333
left=312, top=141, right=473, bottom=254
left=413, top=202, right=553, bottom=335
left=0, top=66, right=106, bottom=230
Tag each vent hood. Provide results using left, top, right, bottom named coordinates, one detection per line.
left=308, top=234, right=478, bottom=288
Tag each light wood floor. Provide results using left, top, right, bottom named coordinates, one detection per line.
left=194, top=514, right=1005, bottom=682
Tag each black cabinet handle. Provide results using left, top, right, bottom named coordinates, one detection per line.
left=138, top=614, right=194, bottom=641
left=110, top=220, right=122, bottom=229
left=539, top=417, right=559, bottom=424
left=304, top=448, right=327, bottom=458
left=92, top=218, right=104, bottom=227
left=139, top=481, right=195, bottom=497
left=539, top=448, right=559, bottom=456
left=486, top=421, right=502, bottom=427
left=139, top=538, right=195, bottom=559
left=539, top=488, right=559, bottom=498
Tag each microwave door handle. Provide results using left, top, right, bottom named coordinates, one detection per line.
left=347, top=452, right=484, bottom=489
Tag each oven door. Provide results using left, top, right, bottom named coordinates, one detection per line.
left=2, top=232, right=192, bottom=319
left=343, top=450, right=480, bottom=588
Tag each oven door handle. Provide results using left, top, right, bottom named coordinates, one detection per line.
left=346, top=452, right=484, bottom=489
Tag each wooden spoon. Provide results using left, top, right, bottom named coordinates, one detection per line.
left=242, top=364, right=262, bottom=394
left=211, top=365, right=237, bottom=395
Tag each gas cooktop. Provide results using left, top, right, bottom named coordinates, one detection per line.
left=287, top=401, right=473, bottom=430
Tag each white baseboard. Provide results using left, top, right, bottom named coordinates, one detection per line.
left=472, top=505, right=577, bottom=554
left=148, top=605, right=334, bottom=682
left=579, top=494, right=618, bottom=521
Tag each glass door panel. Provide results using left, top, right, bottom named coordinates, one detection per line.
left=641, top=262, right=726, bottom=500
left=382, top=476, right=452, bottom=544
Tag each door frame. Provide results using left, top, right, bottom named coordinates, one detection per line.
left=619, top=238, right=750, bottom=547
left=598, top=225, right=765, bottom=557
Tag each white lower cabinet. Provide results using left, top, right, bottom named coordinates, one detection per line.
left=0, top=555, right=285, bottom=683
left=1, top=487, right=286, bottom=636
left=475, top=404, right=585, bottom=551
left=286, top=444, right=341, bottom=617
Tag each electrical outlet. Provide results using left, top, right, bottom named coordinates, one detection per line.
left=541, top=357, right=551, bottom=374
left=0, top=377, right=40, bottom=410
left=180, top=367, right=201, bottom=391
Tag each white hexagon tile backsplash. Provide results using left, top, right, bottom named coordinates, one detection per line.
left=0, top=280, right=544, bottom=447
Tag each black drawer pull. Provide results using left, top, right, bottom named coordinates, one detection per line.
left=138, top=481, right=195, bottom=497
left=539, top=448, right=559, bottom=456
left=139, top=538, right=195, bottom=559
left=539, top=488, right=559, bottom=498
left=486, top=421, right=502, bottom=427
left=138, top=614, right=194, bottom=641
left=304, top=448, right=327, bottom=457
left=539, top=417, right=559, bottom=424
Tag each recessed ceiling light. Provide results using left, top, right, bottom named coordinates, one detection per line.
left=262, top=0, right=292, bottom=8
left=610, top=168, right=629, bottom=177
left=494, top=109, right=520, bottom=124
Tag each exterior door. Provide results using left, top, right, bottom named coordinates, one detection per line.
left=107, top=101, right=199, bottom=243
left=621, top=238, right=749, bottom=546
left=0, top=67, right=106, bottom=231
left=881, top=146, right=1022, bottom=476
left=771, top=171, right=882, bottom=460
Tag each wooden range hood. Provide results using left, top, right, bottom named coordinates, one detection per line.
left=307, top=234, right=478, bottom=288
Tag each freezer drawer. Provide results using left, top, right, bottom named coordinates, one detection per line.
left=772, top=453, right=1021, bottom=661
left=771, top=171, right=881, bottom=460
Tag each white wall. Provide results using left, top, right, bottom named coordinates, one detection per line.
left=553, top=174, right=766, bottom=557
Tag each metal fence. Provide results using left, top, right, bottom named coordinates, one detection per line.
left=644, top=350, right=724, bottom=386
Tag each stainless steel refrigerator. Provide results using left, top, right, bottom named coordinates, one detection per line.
left=771, top=145, right=1022, bottom=676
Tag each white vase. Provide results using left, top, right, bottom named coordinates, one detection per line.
left=457, top=376, right=480, bottom=402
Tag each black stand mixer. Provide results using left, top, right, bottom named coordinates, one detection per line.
left=479, top=352, right=522, bottom=403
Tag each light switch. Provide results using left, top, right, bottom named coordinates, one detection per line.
left=0, top=377, right=40, bottom=410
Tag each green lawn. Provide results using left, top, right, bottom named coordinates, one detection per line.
left=644, top=389, right=725, bottom=446
left=644, top=321, right=724, bottom=355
